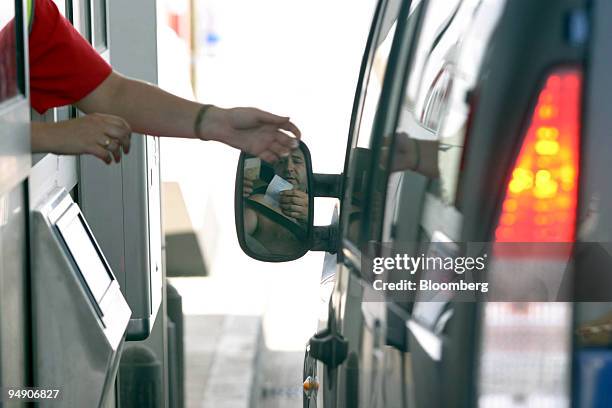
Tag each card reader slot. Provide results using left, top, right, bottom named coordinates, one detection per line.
left=55, top=204, right=117, bottom=322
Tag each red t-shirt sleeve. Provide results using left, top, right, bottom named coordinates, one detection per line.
left=29, top=0, right=112, bottom=114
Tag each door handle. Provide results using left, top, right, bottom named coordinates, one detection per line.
left=308, top=328, right=348, bottom=369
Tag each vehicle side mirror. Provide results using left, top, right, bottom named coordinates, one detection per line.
left=235, top=141, right=314, bottom=262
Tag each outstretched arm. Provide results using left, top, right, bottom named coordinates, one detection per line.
left=75, top=72, right=301, bottom=163
left=31, top=72, right=301, bottom=165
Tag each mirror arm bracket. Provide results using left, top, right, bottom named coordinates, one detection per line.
left=313, top=174, right=343, bottom=198
left=312, top=225, right=338, bottom=254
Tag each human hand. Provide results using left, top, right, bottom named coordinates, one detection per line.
left=198, top=106, right=301, bottom=163
left=243, top=174, right=255, bottom=198
left=31, top=113, right=131, bottom=164
left=279, top=189, right=308, bottom=222
left=388, top=132, right=440, bottom=178
left=389, top=132, right=418, bottom=172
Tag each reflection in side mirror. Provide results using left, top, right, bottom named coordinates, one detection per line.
left=235, top=141, right=314, bottom=262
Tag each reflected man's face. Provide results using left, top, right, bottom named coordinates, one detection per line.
left=273, top=149, right=307, bottom=191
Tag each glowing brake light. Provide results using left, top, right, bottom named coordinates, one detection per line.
left=495, top=69, right=582, bottom=242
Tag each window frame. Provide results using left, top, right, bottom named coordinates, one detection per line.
left=91, top=0, right=107, bottom=52
left=357, top=0, right=429, bottom=250
left=339, top=0, right=412, bottom=260
left=0, top=0, right=27, bottom=109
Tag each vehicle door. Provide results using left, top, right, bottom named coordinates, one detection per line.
left=323, top=1, right=407, bottom=407
left=303, top=0, right=390, bottom=402
left=0, top=0, right=32, bottom=401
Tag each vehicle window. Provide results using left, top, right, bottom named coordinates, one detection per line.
left=0, top=1, right=19, bottom=103
left=377, top=0, right=506, bottom=324
left=356, top=24, right=396, bottom=149
left=364, top=0, right=425, bottom=252
left=382, top=0, right=496, bottom=246
left=341, top=0, right=402, bottom=250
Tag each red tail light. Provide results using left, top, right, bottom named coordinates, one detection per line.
left=495, top=69, right=582, bottom=243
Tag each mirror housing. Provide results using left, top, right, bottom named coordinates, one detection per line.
left=313, top=174, right=343, bottom=198
left=235, top=141, right=315, bottom=262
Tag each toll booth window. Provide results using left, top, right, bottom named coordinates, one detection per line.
left=57, top=212, right=113, bottom=303
left=92, top=0, right=107, bottom=52
left=72, top=0, right=92, bottom=42
left=0, top=2, right=20, bottom=103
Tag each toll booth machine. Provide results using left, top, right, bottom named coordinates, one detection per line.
left=0, top=0, right=169, bottom=407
